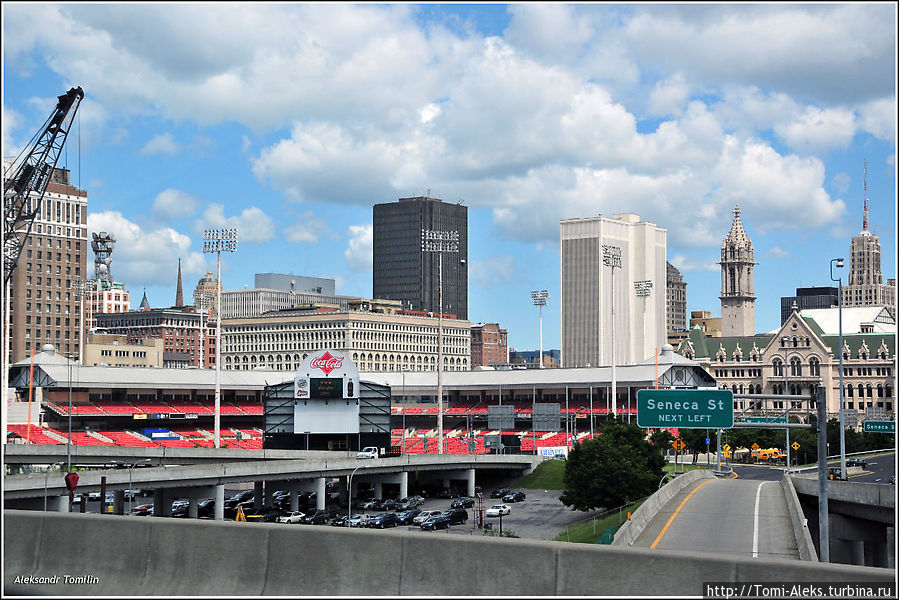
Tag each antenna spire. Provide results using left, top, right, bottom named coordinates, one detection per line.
left=863, top=159, right=869, bottom=231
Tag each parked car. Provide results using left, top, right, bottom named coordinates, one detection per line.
left=362, top=498, right=383, bottom=511
left=412, top=510, right=443, bottom=526
left=503, top=491, right=526, bottom=503
left=451, top=497, right=475, bottom=509
left=329, top=515, right=349, bottom=527
left=197, top=498, right=216, bottom=518
left=302, top=510, right=330, bottom=525
left=278, top=510, right=306, bottom=524
left=348, top=514, right=371, bottom=528
left=356, top=446, right=379, bottom=459
left=441, top=508, right=468, bottom=525
left=369, top=512, right=399, bottom=528
left=129, top=503, right=153, bottom=516
left=485, top=504, right=511, bottom=517
left=396, top=509, right=422, bottom=525
left=846, top=458, right=868, bottom=469
left=246, top=508, right=281, bottom=523
left=378, top=499, right=397, bottom=512
left=420, top=515, right=450, bottom=530
left=490, top=487, right=511, bottom=499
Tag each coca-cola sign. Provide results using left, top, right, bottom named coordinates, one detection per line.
left=310, top=351, right=343, bottom=376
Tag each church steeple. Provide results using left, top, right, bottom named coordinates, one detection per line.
left=139, top=288, right=150, bottom=310
left=175, top=258, right=184, bottom=308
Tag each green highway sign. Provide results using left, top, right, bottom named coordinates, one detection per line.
left=863, top=420, right=895, bottom=434
left=637, top=389, right=734, bottom=429
left=744, top=416, right=787, bottom=423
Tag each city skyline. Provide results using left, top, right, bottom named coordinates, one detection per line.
left=3, top=3, right=895, bottom=356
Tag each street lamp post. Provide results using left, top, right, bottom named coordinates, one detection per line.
left=830, top=257, right=846, bottom=477
left=67, top=354, right=74, bottom=475
left=531, top=290, right=549, bottom=368
left=602, top=244, right=622, bottom=418
left=421, top=228, right=459, bottom=455
left=782, top=336, right=790, bottom=470
left=634, top=280, right=653, bottom=425
left=128, top=458, right=152, bottom=513
left=401, top=367, right=408, bottom=455
left=202, top=228, right=238, bottom=449
left=348, top=464, right=367, bottom=524
left=72, top=279, right=93, bottom=364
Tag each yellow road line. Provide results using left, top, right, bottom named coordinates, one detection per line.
left=650, top=478, right=715, bottom=549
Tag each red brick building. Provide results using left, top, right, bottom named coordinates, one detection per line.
left=470, top=323, right=508, bottom=368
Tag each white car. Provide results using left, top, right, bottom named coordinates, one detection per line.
left=412, top=510, right=443, bottom=525
left=278, top=511, right=305, bottom=524
left=356, top=446, right=379, bottom=459
left=486, top=504, right=511, bottom=517
left=348, top=514, right=370, bottom=528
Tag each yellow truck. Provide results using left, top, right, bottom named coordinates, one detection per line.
left=751, top=448, right=784, bottom=463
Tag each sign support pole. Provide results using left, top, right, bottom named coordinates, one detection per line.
left=716, top=429, right=722, bottom=472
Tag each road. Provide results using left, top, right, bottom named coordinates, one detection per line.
left=632, top=477, right=799, bottom=560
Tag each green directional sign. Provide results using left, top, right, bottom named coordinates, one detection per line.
left=637, top=389, right=734, bottom=429
left=863, top=420, right=895, bottom=434
left=744, top=416, right=787, bottom=423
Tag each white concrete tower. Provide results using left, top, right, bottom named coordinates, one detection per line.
left=719, top=205, right=758, bottom=336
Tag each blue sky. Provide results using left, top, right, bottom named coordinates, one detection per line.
left=3, top=3, right=896, bottom=353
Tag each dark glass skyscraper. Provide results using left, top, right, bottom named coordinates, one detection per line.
left=373, top=196, right=468, bottom=320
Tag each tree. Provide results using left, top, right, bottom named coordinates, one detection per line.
left=560, top=421, right=666, bottom=512
left=678, top=429, right=707, bottom=464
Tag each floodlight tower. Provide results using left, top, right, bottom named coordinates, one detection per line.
left=531, top=290, right=549, bottom=368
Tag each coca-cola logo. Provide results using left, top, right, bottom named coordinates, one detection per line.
left=310, top=352, right=343, bottom=376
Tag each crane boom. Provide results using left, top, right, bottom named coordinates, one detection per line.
left=3, top=86, right=84, bottom=285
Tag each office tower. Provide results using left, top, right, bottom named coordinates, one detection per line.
left=719, top=205, right=757, bottom=337
left=4, top=164, right=88, bottom=362
left=780, top=287, right=839, bottom=324
left=373, top=196, right=468, bottom=320
left=666, top=261, right=687, bottom=334
left=560, top=213, right=667, bottom=368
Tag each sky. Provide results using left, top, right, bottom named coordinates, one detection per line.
left=2, top=3, right=896, bottom=354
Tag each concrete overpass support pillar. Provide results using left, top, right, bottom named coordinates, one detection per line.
left=887, top=527, right=895, bottom=569
left=48, top=495, right=69, bottom=512
left=442, top=478, right=450, bottom=491
left=466, top=469, right=475, bottom=498
left=113, top=490, right=125, bottom=515
left=848, top=540, right=865, bottom=566
left=399, top=472, right=408, bottom=499
left=867, top=539, right=890, bottom=568
left=315, top=478, right=326, bottom=510
left=215, top=485, right=225, bottom=521
left=290, top=490, right=299, bottom=513
left=254, top=481, right=264, bottom=511
left=188, top=498, right=198, bottom=519
left=374, top=481, right=383, bottom=499
left=154, top=489, right=171, bottom=517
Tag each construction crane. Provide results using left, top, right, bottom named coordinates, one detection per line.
left=2, top=86, right=84, bottom=285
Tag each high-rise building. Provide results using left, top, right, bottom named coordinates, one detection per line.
left=254, top=273, right=336, bottom=296
left=560, top=213, right=667, bottom=368
left=373, top=196, right=468, bottom=320
left=842, top=165, right=896, bottom=311
left=666, top=261, right=687, bottom=334
left=780, top=287, right=839, bottom=325
left=470, top=323, right=508, bottom=367
left=719, top=205, right=757, bottom=337
left=4, top=163, right=88, bottom=363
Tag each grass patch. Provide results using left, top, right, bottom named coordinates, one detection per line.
left=663, top=463, right=713, bottom=475
left=553, top=500, right=645, bottom=544
left=512, top=459, right=566, bottom=490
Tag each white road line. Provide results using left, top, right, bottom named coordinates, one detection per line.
left=752, top=481, right=769, bottom=558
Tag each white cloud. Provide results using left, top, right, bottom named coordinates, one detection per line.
left=87, top=210, right=206, bottom=286
left=773, top=106, right=856, bottom=154
left=344, top=224, right=372, bottom=272
left=284, top=210, right=330, bottom=244
left=831, top=172, right=851, bottom=195
left=470, top=256, right=516, bottom=288
left=668, top=254, right=719, bottom=273
left=649, top=73, right=690, bottom=117
left=140, top=132, right=180, bottom=156
left=766, top=246, right=791, bottom=259
left=1, top=106, right=24, bottom=157
left=857, top=97, right=896, bottom=144
left=197, top=203, right=275, bottom=243
left=152, top=188, right=200, bottom=219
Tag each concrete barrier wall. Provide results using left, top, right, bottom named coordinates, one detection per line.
left=780, top=475, right=818, bottom=562
left=612, top=469, right=715, bottom=547
left=4, top=511, right=893, bottom=596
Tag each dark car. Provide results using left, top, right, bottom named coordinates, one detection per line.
left=420, top=515, right=450, bottom=530
left=846, top=458, right=868, bottom=469
left=378, top=499, right=397, bottom=512
left=490, top=487, right=511, bottom=499
left=451, top=497, right=475, bottom=509
left=369, top=512, right=399, bottom=528
left=503, top=491, right=526, bottom=503
left=302, top=510, right=330, bottom=525
left=441, top=508, right=468, bottom=525
left=330, top=514, right=350, bottom=527
left=396, top=496, right=424, bottom=510
left=362, top=498, right=383, bottom=510
left=396, top=509, right=422, bottom=525
left=129, top=503, right=153, bottom=516
left=197, top=498, right=216, bottom=518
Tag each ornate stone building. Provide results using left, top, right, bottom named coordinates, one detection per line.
left=678, top=307, right=895, bottom=425
left=719, top=205, right=757, bottom=337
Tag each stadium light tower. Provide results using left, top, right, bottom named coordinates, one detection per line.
left=531, top=290, right=549, bottom=368
left=202, top=228, right=238, bottom=449
left=602, top=244, right=622, bottom=417
left=421, top=228, right=459, bottom=455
